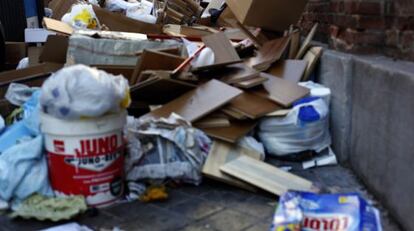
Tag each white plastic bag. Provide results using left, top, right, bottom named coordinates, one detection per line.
left=40, top=65, right=130, bottom=120
left=5, top=83, right=39, bottom=106
left=61, top=4, right=100, bottom=30
left=126, top=6, right=157, bottom=24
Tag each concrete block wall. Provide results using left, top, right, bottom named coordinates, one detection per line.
left=317, top=49, right=414, bottom=231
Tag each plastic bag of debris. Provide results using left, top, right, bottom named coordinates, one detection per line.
left=40, top=65, right=130, bottom=120
left=258, top=82, right=331, bottom=156
left=61, top=4, right=101, bottom=30
left=125, top=114, right=211, bottom=185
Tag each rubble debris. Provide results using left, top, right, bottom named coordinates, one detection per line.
left=10, top=194, right=87, bottom=221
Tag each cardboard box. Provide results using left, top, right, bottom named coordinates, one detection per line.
left=225, top=0, right=308, bottom=32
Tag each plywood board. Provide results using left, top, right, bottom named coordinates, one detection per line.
left=132, top=49, right=185, bottom=84
left=302, top=46, right=323, bottom=81
left=252, top=73, right=310, bottom=107
left=288, top=30, right=300, bottom=59
left=200, top=120, right=257, bottom=143
left=43, top=17, right=74, bottom=35
left=194, top=117, right=230, bottom=128
left=202, top=140, right=262, bottom=190
left=148, top=79, right=242, bottom=122
left=267, top=60, right=308, bottom=83
left=198, top=63, right=259, bottom=84
left=246, top=36, right=291, bottom=71
left=39, top=35, right=68, bottom=64
left=220, top=156, right=314, bottom=196
left=295, top=23, right=318, bottom=59
left=227, top=92, right=282, bottom=119
left=234, top=76, right=268, bottom=89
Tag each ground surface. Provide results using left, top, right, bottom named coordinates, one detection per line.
left=0, top=163, right=402, bottom=231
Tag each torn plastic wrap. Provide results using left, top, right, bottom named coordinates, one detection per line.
left=5, top=83, right=39, bottom=106
left=271, top=191, right=383, bottom=231
left=61, top=4, right=101, bottom=30
left=125, top=114, right=211, bottom=185
left=40, top=64, right=130, bottom=120
left=67, top=34, right=183, bottom=66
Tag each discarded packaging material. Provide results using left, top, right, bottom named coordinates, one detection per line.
left=61, top=4, right=101, bottom=30
left=302, top=147, right=338, bottom=169
left=271, top=191, right=383, bottom=231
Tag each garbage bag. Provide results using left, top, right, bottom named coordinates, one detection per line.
left=126, top=6, right=157, bottom=24
left=40, top=65, right=130, bottom=120
left=0, top=136, right=53, bottom=202
left=258, top=96, right=331, bottom=157
left=61, top=4, right=100, bottom=30
left=105, top=0, right=141, bottom=12
left=5, top=83, right=39, bottom=106
left=125, top=114, right=211, bottom=185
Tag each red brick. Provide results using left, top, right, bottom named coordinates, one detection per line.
left=344, top=1, right=383, bottom=15
left=400, top=30, right=414, bottom=49
left=352, top=15, right=386, bottom=29
left=385, top=29, right=400, bottom=46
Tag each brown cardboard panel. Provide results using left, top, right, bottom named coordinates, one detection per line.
left=148, top=79, right=242, bottom=122
left=202, top=140, right=261, bottom=191
left=28, top=47, right=43, bottom=66
left=130, top=72, right=196, bottom=104
left=296, top=23, right=318, bottom=59
left=220, top=155, right=314, bottom=196
left=221, top=108, right=248, bottom=120
left=0, top=63, right=63, bottom=98
left=194, top=117, right=230, bottom=128
left=5, top=42, right=27, bottom=64
left=233, top=76, right=267, bottom=89
left=288, top=30, right=300, bottom=59
left=227, top=92, right=281, bottom=119
left=93, top=6, right=162, bottom=34
left=48, top=0, right=77, bottom=20
left=252, top=72, right=310, bottom=107
left=246, top=36, right=290, bottom=71
left=225, top=0, right=308, bottom=32
left=267, top=60, right=308, bottom=83
left=194, top=63, right=259, bottom=84
left=302, top=46, right=323, bottom=81
left=200, top=119, right=257, bottom=143
left=132, top=49, right=185, bottom=84
left=93, top=65, right=135, bottom=82
left=39, top=35, right=69, bottom=64
left=43, top=17, right=74, bottom=35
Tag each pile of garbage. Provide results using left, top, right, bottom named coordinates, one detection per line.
left=0, top=0, right=382, bottom=230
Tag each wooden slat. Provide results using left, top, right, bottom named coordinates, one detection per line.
left=302, top=46, right=323, bottom=81
left=227, top=92, right=281, bottom=119
left=246, top=36, right=291, bottom=71
left=234, top=76, right=267, bottom=89
left=295, top=23, right=318, bottom=59
left=202, top=141, right=262, bottom=191
left=267, top=60, right=308, bottom=83
left=220, top=156, right=314, bottom=196
left=200, top=120, right=257, bottom=143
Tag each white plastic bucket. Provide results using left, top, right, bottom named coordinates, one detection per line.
left=40, top=111, right=127, bottom=207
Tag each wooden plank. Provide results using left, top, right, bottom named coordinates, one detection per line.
left=43, top=17, right=73, bottom=35
left=246, top=36, right=291, bottom=71
left=227, top=92, right=281, bottom=119
left=194, top=32, right=241, bottom=70
left=131, top=49, right=185, bottom=84
left=200, top=120, right=257, bottom=143
left=39, top=35, right=68, bottom=64
left=295, top=23, right=318, bottom=59
left=234, top=76, right=268, bottom=89
left=288, top=30, right=300, bottom=59
left=194, top=117, right=230, bottom=128
left=220, top=156, right=314, bottom=196
left=202, top=140, right=262, bottom=191
left=252, top=73, right=310, bottom=107
left=302, top=46, right=323, bottom=81
left=148, top=79, right=242, bottom=122
left=267, top=60, right=308, bottom=83
left=195, top=63, right=259, bottom=84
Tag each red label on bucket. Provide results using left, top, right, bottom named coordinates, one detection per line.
left=46, top=132, right=124, bottom=207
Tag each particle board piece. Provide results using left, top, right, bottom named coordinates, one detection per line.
left=39, top=35, right=69, bottom=64
left=220, top=156, right=314, bottom=196
left=216, top=63, right=260, bottom=84
left=265, top=109, right=291, bottom=117
left=288, top=30, right=300, bottom=59
left=43, top=17, right=74, bottom=35
left=194, top=117, right=230, bottom=128
left=252, top=73, right=310, bottom=107
left=221, top=108, right=248, bottom=120
left=234, top=76, right=268, bottom=89
left=302, top=46, right=323, bottom=81
left=227, top=92, right=282, bottom=119
left=267, top=60, right=308, bottom=83
left=200, top=120, right=257, bottom=143
left=247, top=36, right=291, bottom=71
left=194, top=32, right=242, bottom=71
left=202, top=140, right=262, bottom=191
left=131, top=49, right=185, bottom=84
left=295, top=23, right=318, bottom=59
left=148, top=79, right=242, bottom=122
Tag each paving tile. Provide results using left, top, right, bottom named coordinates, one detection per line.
left=2, top=217, right=67, bottom=231
left=199, top=189, right=255, bottom=208
left=118, top=206, right=189, bottom=231
left=199, top=209, right=259, bottom=231
left=151, top=188, right=196, bottom=209
left=168, top=197, right=224, bottom=221
left=104, top=201, right=166, bottom=222
left=230, top=196, right=277, bottom=219
left=181, top=223, right=220, bottom=231
left=243, top=222, right=271, bottom=231
left=75, top=209, right=122, bottom=230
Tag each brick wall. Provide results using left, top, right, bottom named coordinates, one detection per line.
left=299, top=0, right=414, bottom=61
